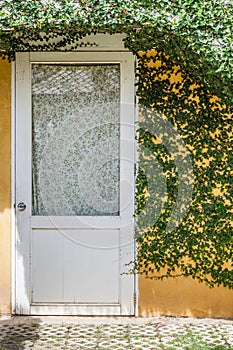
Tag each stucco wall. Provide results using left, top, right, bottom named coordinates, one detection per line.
left=137, top=50, right=233, bottom=318
left=0, top=59, right=11, bottom=314
left=139, top=276, right=233, bottom=318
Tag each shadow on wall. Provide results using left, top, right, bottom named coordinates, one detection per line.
left=136, top=50, right=233, bottom=286
left=137, top=50, right=233, bottom=317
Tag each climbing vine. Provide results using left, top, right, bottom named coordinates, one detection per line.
left=0, top=0, right=232, bottom=104
left=135, top=50, right=232, bottom=288
left=0, top=0, right=232, bottom=288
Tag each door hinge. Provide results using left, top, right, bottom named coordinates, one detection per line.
left=134, top=292, right=137, bottom=308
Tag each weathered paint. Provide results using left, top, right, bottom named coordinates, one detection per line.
left=0, top=59, right=11, bottom=314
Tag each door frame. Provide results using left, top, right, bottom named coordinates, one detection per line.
left=12, top=34, right=138, bottom=315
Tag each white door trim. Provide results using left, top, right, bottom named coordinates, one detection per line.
left=14, top=49, right=136, bottom=315
left=11, top=61, right=17, bottom=315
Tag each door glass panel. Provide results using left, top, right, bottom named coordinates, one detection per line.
left=32, top=64, right=120, bottom=216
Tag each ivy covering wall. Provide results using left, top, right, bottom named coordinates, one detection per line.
left=0, top=0, right=232, bottom=105
left=0, top=0, right=232, bottom=288
left=135, top=50, right=232, bottom=288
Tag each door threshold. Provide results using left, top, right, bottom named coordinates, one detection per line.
left=30, top=304, right=123, bottom=316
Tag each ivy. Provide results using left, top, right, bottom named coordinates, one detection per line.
left=135, top=51, right=232, bottom=288
left=0, top=0, right=232, bottom=104
left=0, top=0, right=232, bottom=288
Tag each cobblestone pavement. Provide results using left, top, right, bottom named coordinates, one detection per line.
left=0, top=316, right=232, bottom=349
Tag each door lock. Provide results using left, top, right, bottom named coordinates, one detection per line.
left=17, top=202, right=27, bottom=211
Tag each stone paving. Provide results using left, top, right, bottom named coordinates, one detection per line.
left=0, top=316, right=232, bottom=349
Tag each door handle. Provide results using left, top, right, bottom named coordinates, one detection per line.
left=17, top=202, right=27, bottom=211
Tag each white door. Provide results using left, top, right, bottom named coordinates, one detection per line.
left=15, top=51, right=135, bottom=315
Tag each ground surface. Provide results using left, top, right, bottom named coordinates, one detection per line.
left=0, top=316, right=232, bottom=349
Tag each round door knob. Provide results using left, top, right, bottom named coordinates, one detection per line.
left=17, top=202, right=26, bottom=211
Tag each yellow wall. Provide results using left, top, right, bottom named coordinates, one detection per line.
left=139, top=276, right=233, bottom=318
left=0, top=59, right=11, bottom=314
left=138, top=50, right=233, bottom=318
